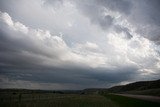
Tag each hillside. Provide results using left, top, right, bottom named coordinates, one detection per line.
left=82, top=79, right=160, bottom=96
left=105, top=79, right=160, bottom=96
left=108, top=79, right=160, bottom=92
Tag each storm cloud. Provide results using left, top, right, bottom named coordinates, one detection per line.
left=0, top=0, right=160, bottom=90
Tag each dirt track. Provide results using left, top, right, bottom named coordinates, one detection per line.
left=115, top=94, right=160, bottom=103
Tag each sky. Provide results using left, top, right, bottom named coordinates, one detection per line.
left=0, top=0, right=160, bottom=90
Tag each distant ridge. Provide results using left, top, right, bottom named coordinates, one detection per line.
left=107, top=79, right=160, bottom=93
left=82, top=79, right=160, bottom=96
left=1, top=79, right=160, bottom=96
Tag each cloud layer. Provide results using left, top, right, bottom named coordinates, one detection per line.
left=0, top=0, right=160, bottom=89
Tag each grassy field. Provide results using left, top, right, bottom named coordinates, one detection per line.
left=120, top=88, right=160, bottom=96
left=103, top=94, right=160, bottom=107
left=0, top=92, right=118, bottom=107
left=1, top=89, right=160, bottom=107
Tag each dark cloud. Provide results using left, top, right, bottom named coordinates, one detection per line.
left=98, top=15, right=114, bottom=30
left=96, top=0, right=133, bottom=15
left=74, top=0, right=160, bottom=44
left=0, top=0, right=159, bottom=90
left=0, top=23, right=139, bottom=88
left=130, top=0, right=160, bottom=26
left=114, top=25, right=133, bottom=39
left=0, top=65, right=139, bottom=89
left=0, top=29, right=47, bottom=69
left=127, top=0, right=160, bottom=44
left=74, top=0, right=114, bottom=30
left=74, top=0, right=132, bottom=30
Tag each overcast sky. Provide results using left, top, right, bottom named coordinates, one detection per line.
left=0, top=0, right=160, bottom=90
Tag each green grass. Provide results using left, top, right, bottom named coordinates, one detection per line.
left=121, top=88, right=160, bottom=96
left=103, top=94, right=160, bottom=107
left=0, top=93, right=118, bottom=107
left=1, top=89, right=160, bottom=107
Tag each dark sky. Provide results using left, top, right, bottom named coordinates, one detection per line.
left=0, top=0, right=160, bottom=90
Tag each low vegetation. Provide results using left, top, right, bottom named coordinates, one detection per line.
left=103, top=94, right=160, bottom=107
left=0, top=90, right=118, bottom=107
left=1, top=79, right=160, bottom=107
left=120, top=88, right=160, bottom=96
left=106, top=79, right=160, bottom=94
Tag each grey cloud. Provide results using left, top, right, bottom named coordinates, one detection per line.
left=130, top=0, right=160, bottom=26
left=96, top=0, right=133, bottom=15
left=0, top=23, right=139, bottom=89
left=0, top=0, right=60, bottom=33
left=0, top=65, right=139, bottom=89
left=74, top=0, right=114, bottom=30
left=43, top=0, right=64, bottom=6
left=0, top=0, right=159, bottom=44
left=127, top=0, right=160, bottom=44
left=73, top=0, right=132, bottom=30
left=0, top=30, right=48, bottom=69
left=114, top=25, right=133, bottom=39
left=98, top=15, right=114, bottom=30
left=74, top=0, right=160, bottom=44
left=0, top=0, right=160, bottom=90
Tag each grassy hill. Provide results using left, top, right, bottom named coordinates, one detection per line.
left=82, top=79, right=160, bottom=96
left=102, top=79, right=160, bottom=96
left=0, top=79, right=160, bottom=107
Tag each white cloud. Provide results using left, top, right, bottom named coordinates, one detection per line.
left=1, top=10, right=159, bottom=73
left=0, top=11, right=13, bottom=26
left=106, top=30, right=160, bottom=77
left=74, top=42, right=99, bottom=51
left=0, top=0, right=160, bottom=89
left=0, top=11, right=109, bottom=69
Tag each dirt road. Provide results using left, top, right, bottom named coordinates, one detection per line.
left=114, top=94, right=160, bottom=103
